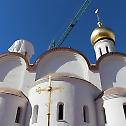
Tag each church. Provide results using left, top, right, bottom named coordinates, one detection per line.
left=0, top=11, right=126, bottom=126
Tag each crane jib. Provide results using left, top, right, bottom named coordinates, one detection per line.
left=49, top=0, right=92, bottom=49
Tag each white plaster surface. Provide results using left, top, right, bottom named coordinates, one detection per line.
left=35, top=51, right=89, bottom=80
left=0, top=93, right=28, bottom=126
left=28, top=77, right=99, bottom=126
left=0, top=56, right=26, bottom=90
left=99, top=55, right=126, bottom=90
left=103, top=97, right=126, bottom=126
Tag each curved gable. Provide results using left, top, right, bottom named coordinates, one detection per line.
left=35, top=48, right=90, bottom=80
left=0, top=53, right=28, bottom=89
left=97, top=52, right=126, bottom=90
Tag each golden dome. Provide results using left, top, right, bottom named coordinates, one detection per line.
left=90, top=27, right=115, bottom=45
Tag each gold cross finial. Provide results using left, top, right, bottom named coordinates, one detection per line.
left=95, top=9, right=102, bottom=27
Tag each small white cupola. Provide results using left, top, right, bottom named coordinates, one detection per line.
left=90, top=9, right=115, bottom=60
left=8, top=39, right=34, bottom=61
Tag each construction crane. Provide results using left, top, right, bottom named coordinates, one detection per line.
left=49, top=0, right=92, bottom=49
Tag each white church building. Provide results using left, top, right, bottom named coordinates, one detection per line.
left=0, top=15, right=126, bottom=126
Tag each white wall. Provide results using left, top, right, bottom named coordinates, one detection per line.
left=99, top=55, right=126, bottom=90
left=21, top=70, right=36, bottom=96
left=88, top=70, right=101, bottom=90
left=0, top=93, right=28, bottom=126
left=28, top=76, right=99, bottom=126
left=95, top=98, right=105, bottom=126
left=103, top=97, right=126, bottom=126
left=0, top=55, right=26, bottom=90
left=35, top=50, right=89, bottom=81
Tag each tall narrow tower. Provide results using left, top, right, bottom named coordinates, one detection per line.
left=90, top=9, right=115, bottom=60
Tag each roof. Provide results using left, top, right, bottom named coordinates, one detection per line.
left=0, top=87, right=27, bottom=99
left=1, top=48, right=126, bottom=71
left=95, top=87, right=126, bottom=101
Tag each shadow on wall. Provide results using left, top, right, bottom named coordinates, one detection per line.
left=0, top=58, right=21, bottom=82
left=95, top=98, right=106, bottom=126
left=24, top=102, right=32, bottom=126
left=100, top=57, right=126, bottom=90
left=36, top=52, right=78, bottom=80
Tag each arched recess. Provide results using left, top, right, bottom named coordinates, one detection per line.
left=35, top=49, right=90, bottom=80
left=0, top=53, right=27, bottom=89
left=98, top=53, right=126, bottom=90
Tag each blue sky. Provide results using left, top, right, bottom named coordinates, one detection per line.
left=0, top=0, right=126, bottom=63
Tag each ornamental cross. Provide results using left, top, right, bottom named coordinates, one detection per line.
left=35, top=75, right=64, bottom=126
left=95, top=9, right=102, bottom=27
left=35, top=75, right=64, bottom=94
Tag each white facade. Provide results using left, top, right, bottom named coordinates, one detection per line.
left=0, top=87, right=28, bottom=126
left=0, top=31, right=126, bottom=126
left=28, top=74, right=99, bottom=126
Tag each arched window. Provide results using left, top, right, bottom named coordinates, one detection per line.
left=83, top=105, right=89, bottom=123
left=103, top=107, right=107, bottom=124
left=15, top=107, right=22, bottom=123
left=106, top=46, right=109, bottom=53
left=123, top=104, right=126, bottom=119
left=99, top=48, right=102, bottom=56
left=57, top=102, right=64, bottom=121
left=32, top=105, right=39, bottom=124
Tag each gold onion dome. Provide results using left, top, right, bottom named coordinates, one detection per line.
left=91, top=9, right=115, bottom=45
left=90, top=26, right=115, bottom=45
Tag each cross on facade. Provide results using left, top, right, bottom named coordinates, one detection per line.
left=35, top=75, right=64, bottom=126
left=35, top=75, right=64, bottom=94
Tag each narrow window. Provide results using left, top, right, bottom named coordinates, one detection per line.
left=32, top=105, right=39, bottom=124
left=106, top=46, right=109, bottom=53
left=99, top=48, right=102, bottom=56
left=83, top=106, right=89, bottom=123
left=57, top=103, right=64, bottom=121
left=103, top=107, right=107, bottom=124
left=123, top=104, right=126, bottom=119
left=15, top=107, right=22, bottom=123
